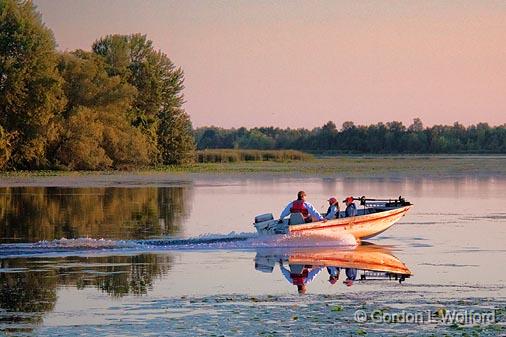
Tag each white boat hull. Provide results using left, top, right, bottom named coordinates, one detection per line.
left=254, top=206, right=412, bottom=240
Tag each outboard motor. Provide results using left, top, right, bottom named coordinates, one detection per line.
left=255, top=213, right=274, bottom=223
left=254, top=253, right=277, bottom=273
left=254, top=250, right=289, bottom=273
left=253, top=213, right=288, bottom=234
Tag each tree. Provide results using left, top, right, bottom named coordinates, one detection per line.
left=55, top=106, right=112, bottom=170
left=55, top=51, right=151, bottom=169
left=408, top=118, right=424, bottom=132
left=322, top=121, right=337, bottom=132
left=0, top=0, right=66, bottom=169
left=365, top=123, right=387, bottom=153
left=318, top=121, right=338, bottom=150
left=342, top=121, right=355, bottom=131
left=92, top=34, right=195, bottom=164
left=236, top=129, right=275, bottom=149
left=385, top=121, right=406, bottom=152
left=156, top=54, right=195, bottom=164
left=157, top=99, right=196, bottom=164
left=0, top=124, right=11, bottom=169
left=193, top=122, right=506, bottom=154
left=57, top=50, right=134, bottom=117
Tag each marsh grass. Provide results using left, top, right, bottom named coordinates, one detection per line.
left=2, top=155, right=505, bottom=178
left=170, top=155, right=506, bottom=177
left=196, top=149, right=313, bottom=163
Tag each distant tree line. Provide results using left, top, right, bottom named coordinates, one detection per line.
left=195, top=119, right=506, bottom=154
left=0, top=0, right=195, bottom=170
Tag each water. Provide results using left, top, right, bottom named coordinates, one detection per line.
left=0, top=175, right=505, bottom=336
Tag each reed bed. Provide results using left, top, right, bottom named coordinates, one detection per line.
left=196, top=149, right=312, bottom=163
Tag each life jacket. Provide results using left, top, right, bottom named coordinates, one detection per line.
left=345, top=203, right=357, bottom=217
left=326, top=205, right=339, bottom=219
left=290, top=268, right=309, bottom=286
left=345, top=268, right=357, bottom=281
left=290, top=199, right=309, bottom=217
left=327, top=205, right=339, bottom=220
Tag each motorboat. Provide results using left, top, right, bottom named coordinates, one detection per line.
left=253, top=196, right=412, bottom=240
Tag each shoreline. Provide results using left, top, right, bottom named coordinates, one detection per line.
left=1, top=155, right=505, bottom=187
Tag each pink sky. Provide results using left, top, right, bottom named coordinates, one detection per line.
left=34, top=0, right=506, bottom=128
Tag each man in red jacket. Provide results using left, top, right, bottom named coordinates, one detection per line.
left=279, top=191, right=324, bottom=223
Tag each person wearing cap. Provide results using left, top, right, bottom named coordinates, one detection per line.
left=325, top=197, right=340, bottom=220
left=327, top=266, right=340, bottom=285
left=343, top=268, right=357, bottom=287
left=279, top=262, right=323, bottom=294
left=343, top=196, right=357, bottom=217
left=279, top=191, right=324, bottom=223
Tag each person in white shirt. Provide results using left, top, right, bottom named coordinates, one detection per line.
left=279, top=262, right=323, bottom=294
left=279, top=191, right=324, bottom=223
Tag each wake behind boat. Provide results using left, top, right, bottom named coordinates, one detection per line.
left=254, top=196, right=412, bottom=240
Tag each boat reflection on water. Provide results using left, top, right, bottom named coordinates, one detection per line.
left=255, top=243, right=412, bottom=294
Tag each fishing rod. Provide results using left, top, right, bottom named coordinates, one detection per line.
left=351, top=196, right=412, bottom=207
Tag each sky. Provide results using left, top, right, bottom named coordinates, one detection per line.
left=34, top=0, right=506, bottom=129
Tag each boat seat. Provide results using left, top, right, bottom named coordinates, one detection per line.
left=289, top=213, right=305, bottom=225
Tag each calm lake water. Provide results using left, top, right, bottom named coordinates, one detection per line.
left=0, top=175, right=505, bottom=336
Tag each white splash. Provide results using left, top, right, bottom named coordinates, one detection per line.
left=33, top=237, right=129, bottom=249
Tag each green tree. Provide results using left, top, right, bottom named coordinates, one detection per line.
left=55, top=106, right=112, bottom=170
left=408, top=118, right=424, bottom=132
left=55, top=51, right=151, bottom=169
left=156, top=56, right=195, bottom=164
left=0, top=0, right=66, bottom=169
left=92, top=34, right=195, bottom=164
left=0, top=124, right=11, bottom=168
left=320, top=121, right=338, bottom=150
left=236, top=129, right=275, bottom=149
left=58, top=51, right=134, bottom=117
